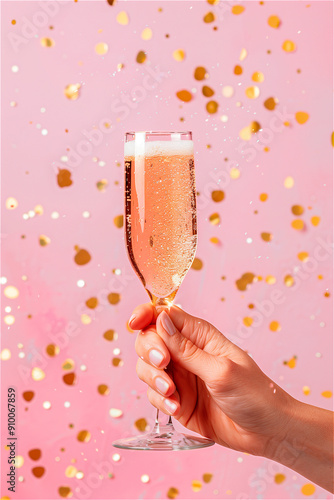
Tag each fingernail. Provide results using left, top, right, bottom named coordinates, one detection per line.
left=155, top=376, right=169, bottom=395
left=149, top=349, right=164, bottom=367
left=164, top=398, right=177, bottom=414
left=129, top=314, right=136, bottom=325
left=160, top=312, right=176, bottom=336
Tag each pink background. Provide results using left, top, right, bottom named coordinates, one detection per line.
left=1, top=1, right=333, bottom=499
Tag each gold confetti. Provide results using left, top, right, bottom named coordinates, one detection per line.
left=141, top=27, right=152, bottom=40
left=104, top=329, right=117, bottom=341
left=222, top=85, right=234, bottom=98
left=191, top=257, right=203, bottom=271
left=274, top=473, right=286, bottom=484
left=28, top=448, right=41, bottom=460
left=264, top=97, right=278, bottom=110
left=97, top=179, right=108, bottom=191
left=95, top=42, right=108, bottom=55
left=298, top=251, right=309, bottom=262
left=265, top=275, right=276, bottom=285
left=116, top=11, right=129, bottom=25
left=39, top=235, right=51, bottom=246
left=239, top=48, right=247, bottom=61
left=239, top=121, right=261, bottom=140
left=232, top=5, right=245, bottom=14
left=141, top=474, right=150, bottom=483
left=202, top=85, right=214, bottom=97
left=332, top=131, right=334, bottom=147
left=32, top=367, right=46, bottom=381
left=192, top=480, right=202, bottom=492
left=98, top=384, right=110, bottom=395
left=203, top=12, right=215, bottom=23
left=0, top=348, right=11, bottom=361
left=303, top=386, right=311, bottom=396
left=113, top=215, right=124, bottom=228
left=203, top=473, right=213, bottom=483
left=261, top=232, right=273, bottom=242
left=284, top=176, right=294, bottom=188
left=34, top=204, right=43, bottom=215
left=194, top=66, right=208, bottom=80
left=5, top=197, right=18, bottom=209
left=209, top=213, right=220, bottom=225
left=167, top=488, right=179, bottom=499
left=206, top=100, right=219, bottom=113
left=62, top=359, right=75, bottom=370
left=291, top=219, right=304, bottom=230
left=301, top=484, right=316, bottom=496
left=259, top=193, right=268, bottom=202
left=110, top=408, right=123, bottom=418
left=234, top=65, right=243, bottom=75
left=135, top=418, right=149, bottom=432
left=282, top=40, right=296, bottom=52
left=236, top=272, right=255, bottom=291
left=46, top=344, right=60, bottom=357
left=311, top=216, right=320, bottom=226
left=321, top=391, right=332, bottom=398
left=32, top=466, right=45, bottom=478
left=57, top=168, right=73, bottom=187
left=245, top=86, right=260, bottom=99
left=77, top=430, right=91, bottom=442
left=210, top=237, right=220, bottom=244
left=230, top=167, right=240, bottom=179
left=284, top=275, right=294, bottom=287
left=252, top=71, right=264, bottom=82
left=284, top=355, right=297, bottom=368
left=108, top=292, right=120, bottom=305
left=23, top=391, right=35, bottom=402
left=173, top=49, right=185, bottom=61
left=295, top=111, right=309, bottom=124
left=40, top=37, right=55, bottom=47
left=4, top=285, right=19, bottom=299
left=86, top=297, right=98, bottom=309
left=4, top=314, right=15, bottom=325
left=291, top=205, right=304, bottom=215
left=64, top=84, right=81, bottom=100
left=58, top=486, right=73, bottom=498
left=15, top=456, right=24, bottom=468
left=268, top=15, right=281, bottom=28
left=136, top=51, right=146, bottom=63
left=63, top=372, right=76, bottom=385
left=269, top=321, right=281, bottom=332
left=243, top=317, right=253, bottom=327
left=176, top=90, right=192, bottom=102
left=211, top=190, right=225, bottom=202
left=65, top=465, right=77, bottom=478
left=112, top=357, right=123, bottom=367
left=81, top=314, right=91, bottom=325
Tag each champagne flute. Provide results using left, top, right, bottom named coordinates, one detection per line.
left=112, top=131, right=215, bottom=450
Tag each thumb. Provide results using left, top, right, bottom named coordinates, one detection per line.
left=156, top=310, right=220, bottom=381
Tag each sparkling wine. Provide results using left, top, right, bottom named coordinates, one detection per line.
left=125, top=139, right=197, bottom=306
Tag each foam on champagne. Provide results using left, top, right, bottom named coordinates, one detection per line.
left=124, top=139, right=194, bottom=158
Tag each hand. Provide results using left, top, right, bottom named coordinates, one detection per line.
left=130, top=303, right=295, bottom=457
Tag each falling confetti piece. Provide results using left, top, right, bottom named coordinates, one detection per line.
left=236, top=272, right=255, bottom=291
left=191, top=257, right=203, bottom=271
left=284, top=176, right=294, bottom=188
left=15, top=456, right=24, bottom=468
left=282, top=40, right=296, bottom=52
left=284, top=275, right=294, bottom=287
left=4, top=285, right=19, bottom=299
left=98, top=384, right=110, bottom=395
left=232, top=5, right=245, bottom=14
left=311, top=216, right=320, bottom=226
left=136, top=50, right=147, bottom=63
left=77, top=430, right=91, bottom=442
left=173, top=49, right=185, bottom=61
left=203, top=473, right=213, bottom=483
left=245, top=86, right=260, bottom=99
left=65, top=466, right=77, bottom=478
left=40, top=37, right=55, bottom=47
left=63, top=372, right=76, bottom=385
left=239, top=121, right=261, bottom=141
left=295, top=111, right=309, bottom=124
left=86, top=297, right=98, bottom=309
left=176, top=90, right=192, bottom=102
left=230, top=167, right=240, bottom=179
left=108, top=292, right=121, bottom=305
left=203, top=12, right=215, bottom=23
left=28, top=449, right=41, bottom=460
left=291, top=219, right=304, bottom=230
left=265, top=275, right=276, bottom=285
left=46, top=344, right=60, bottom=357
left=202, top=85, right=214, bottom=97
left=104, top=329, right=117, bottom=341
left=259, top=193, right=268, bottom=202
left=234, top=65, right=243, bottom=75
left=32, top=367, right=45, bottom=381
left=95, top=42, right=108, bottom=55
left=303, top=386, right=311, bottom=396
left=211, top=190, right=225, bottom=202
left=62, top=359, right=75, bottom=370
left=23, top=391, right=35, bottom=402
left=57, top=168, right=73, bottom=188
left=109, top=408, right=123, bottom=418
left=167, top=488, right=179, bottom=499
left=74, top=248, right=91, bottom=265
left=192, top=481, right=202, bottom=492
left=135, top=418, right=149, bottom=432
left=321, top=391, right=332, bottom=398
left=243, top=317, right=253, bottom=327
left=261, top=232, right=273, bottom=242
left=206, top=100, right=219, bottom=113
left=284, top=356, right=297, bottom=368
left=268, top=15, right=281, bottom=28
left=209, top=213, right=220, bottom=225
left=301, top=484, right=316, bottom=496
left=269, top=321, right=281, bottom=332
left=112, top=357, right=123, bottom=367
left=58, top=486, right=73, bottom=498
left=298, top=251, right=309, bottom=262
left=222, top=85, right=234, bottom=98
left=210, top=237, right=220, bottom=244
left=113, top=215, right=124, bottom=228
left=32, top=466, right=45, bottom=478
left=39, top=235, right=51, bottom=246
left=194, top=66, right=208, bottom=80
left=141, top=27, right=152, bottom=40
left=291, top=205, right=304, bottom=215
left=274, top=473, right=286, bottom=484
left=239, top=48, right=247, bottom=61
left=264, top=97, right=278, bottom=111
left=252, top=71, right=264, bottom=82
left=64, top=84, right=81, bottom=100
left=6, top=197, right=18, bottom=209
left=116, top=11, right=129, bottom=25
left=0, top=348, right=11, bottom=360
left=97, top=179, right=108, bottom=191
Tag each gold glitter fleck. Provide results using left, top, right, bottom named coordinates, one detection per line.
left=104, top=329, right=117, bottom=341
left=32, top=466, right=45, bottom=478
left=284, top=176, right=294, bottom=188
left=239, top=48, right=247, bottom=61
left=57, top=168, right=73, bottom=187
left=15, top=456, right=24, bottom=468
left=232, top=5, right=245, bottom=14
left=324, top=291, right=330, bottom=298
left=28, top=448, right=41, bottom=460
left=234, top=65, right=243, bottom=75
left=95, top=42, right=108, bottom=55
left=265, top=275, right=276, bottom=285
left=112, top=357, right=123, bottom=367
left=98, top=384, right=110, bottom=395
left=243, top=317, right=253, bottom=327
left=274, top=473, right=286, bottom=484
left=39, top=235, right=51, bottom=246
left=77, top=430, right=91, bottom=442
left=97, top=179, right=108, bottom=191
left=191, top=258, right=203, bottom=271
left=291, top=219, right=304, bottom=230
left=192, top=480, right=202, bottom=492
left=269, top=321, right=281, bottom=332
left=300, top=484, right=316, bottom=496
left=4, top=285, right=19, bottom=299
left=64, top=84, right=81, bottom=100
left=210, top=237, right=220, bottom=244
left=74, top=248, right=91, bottom=265
left=176, top=90, right=192, bottom=102
left=40, top=37, right=55, bottom=47
left=46, top=344, right=60, bottom=357
left=245, top=86, right=260, bottom=99
left=65, top=465, right=77, bottom=478
left=282, top=40, right=296, bottom=52
left=203, top=12, right=215, bottom=23
left=284, top=356, right=297, bottom=368
left=318, top=275, right=323, bottom=280
left=236, top=272, right=255, bottom=291
left=23, top=391, right=35, bottom=402
left=311, top=216, right=320, bottom=226
left=303, top=386, right=311, bottom=396
left=298, top=251, right=309, bottom=262
left=292, top=205, right=304, bottom=215
left=284, top=275, right=294, bottom=287
left=264, top=97, right=278, bottom=110
left=167, top=488, right=179, bottom=499
left=108, top=292, right=121, bottom=305
left=63, top=372, right=76, bottom=385
left=141, top=27, right=152, bottom=40
left=173, top=49, right=185, bottom=61
left=194, top=66, right=208, bottom=80
left=209, top=213, right=220, bottom=225
left=321, top=391, right=332, bottom=398
left=259, top=193, right=268, bottom=202
left=252, top=71, right=264, bottom=82
left=211, top=190, right=225, bottom=202
left=12, top=19, right=16, bottom=25
left=0, top=348, right=11, bottom=360
left=34, top=204, right=43, bottom=215
left=136, top=51, right=147, bottom=63
left=116, top=11, right=129, bottom=25
left=32, top=367, right=45, bottom=381
left=261, top=232, right=273, bottom=242
left=203, top=473, right=213, bottom=483
left=62, top=359, right=75, bottom=371
left=81, top=314, right=91, bottom=325
left=109, top=408, right=123, bottom=418
left=135, top=417, right=149, bottom=432
left=6, top=197, right=18, bottom=209
left=113, top=215, right=124, bottom=228
left=202, top=85, right=214, bottom=97
left=295, top=111, right=309, bottom=124
left=86, top=297, right=98, bottom=309
left=268, top=15, right=281, bottom=28
left=230, top=167, right=240, bottom=179
left=206, top=100, right=219, bottom=113
left=58, top=486, right=73, bottom=498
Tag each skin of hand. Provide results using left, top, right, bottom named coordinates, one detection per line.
left=130, top=303, right=334, bottom=493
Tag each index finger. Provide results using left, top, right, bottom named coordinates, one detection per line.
left=129, top=302, right=157, bottom=330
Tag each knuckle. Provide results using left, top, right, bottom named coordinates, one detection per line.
left=178, top=336, right=198, bottom=361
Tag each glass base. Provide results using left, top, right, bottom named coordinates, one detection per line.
left=112, top=422, right=215, bottom=450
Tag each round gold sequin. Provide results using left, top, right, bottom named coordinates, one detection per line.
left=113, top=215, right=124, bottom=228
left=6, top=197, right=18, bottom=209
left=268, top=15, right=281, bottom=28
left=136, top=51, right=147, bottom=63
left=64, top=84, right=81, bottom=100
left=232, top=5, right=245, bottom=14
left=191, top=258, right=203, bottom=270
left=28, top=448, right=41, bottom=460
left=252, top=71, right=264, bottom=82
left=269, top=321, right=281, bottom=332
left=57, top=168, right=73, bottom=187
left=95, top=42, right=108, bottom=55
left=192, top=481, right=202, bottom=492
left=311, top=216, right=320, bottom=226
left=141, top=28, right=152, bottom=40
left=239, top=121, right=261, bottom=140
left=259, top=193, right=268, bottom=202
left=222, top=85, right=234, bottom=98
left=321, top=391, right=332, bottom=398
left=39, top=235, right=51, bottom=246
left=65, top=465, right=77, bottom=478
left=40, top=37, right=55, bottom=47
left=202, top=85, right=214, bottom=97
left=173, top=49, right=185, bottom=62
left=103, top=329, right=117, bottom=341
left=58, top=486, right=73, bottom=498
left=261, top=232, right=273, bottom=242
left=167, top=488, right=179, bottom=499
left=295, top=111, right=309, bottom=124
left=264, top=97, right=278, bottom=111
left=265, top=275, right=276, bottom=285
left=63, top=372, right=76, bottom=385
left=301, top=484, right=316, bottom=496
left=298, top=251, right=309, bottom=262
left=274, top=473, right=286, bottom=484
left=97, top=179, right=108, bottom=191
left=291, top=205, right=304, bottom=215
left=203, top=473, right=213, bottom=483
left=46, top=344, right=60, bottom=357
left=32, top=367, right=45, bottom=381
left=4, top=286, right=19, bottom=299
left=282, top=40, right=296, bottom=52
left=34, top=204, right=43, bottom=215
left=86, top=297, right=98, bottom=309
left=0, top=348, right=11, bottom=360
left=62, top=359, right=75, bottom=370
left=206, top=101, right=219, bottom=113
left=135, top=418, right=149, bottom=432
left=141, top=474, right=150, bottom=483
left=203, top=12, right=215, bottom=23
left=236, top=272, right=255, bottom=291
left=291, top=219, right=304, bottom=230
left=243, top=317, right=253, bottom=327
left=23, top=391, right=35, bottom=402
left=74, top=248, right=91, bottom=265
left=194, top=67, right=208, bottom=81
left=116, top=11, right=129, bottom=25
left=284, top=176, right=294, bottom=188
left=15, top=456, right=24, bottom=468
left=109, top=408, right=123, bottom=418
left=211, top=190, right=225, bottom=202
left=176, top=90, right=192, bottom=102
left=98, top=384, right=110, bottom=395
left=77, top=430, right=91, bottom=442
left=245, top=86, right=260, bottom=99
left=32, top=466, right=45, bottom=478
left=108, top=292, right=121, bottom=305
left=112, top=358, right=123, bottom=367
left=210, top=237, right=220, bottom=244
left=230, top=167, right=240, bottom=179
left=284, top=275, right=294, bottom=287
left=234, top=65, right=243, bottom=75
left=209, top=213, right=220, bottom=225
left=303, top=386, right=311, bottom=396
